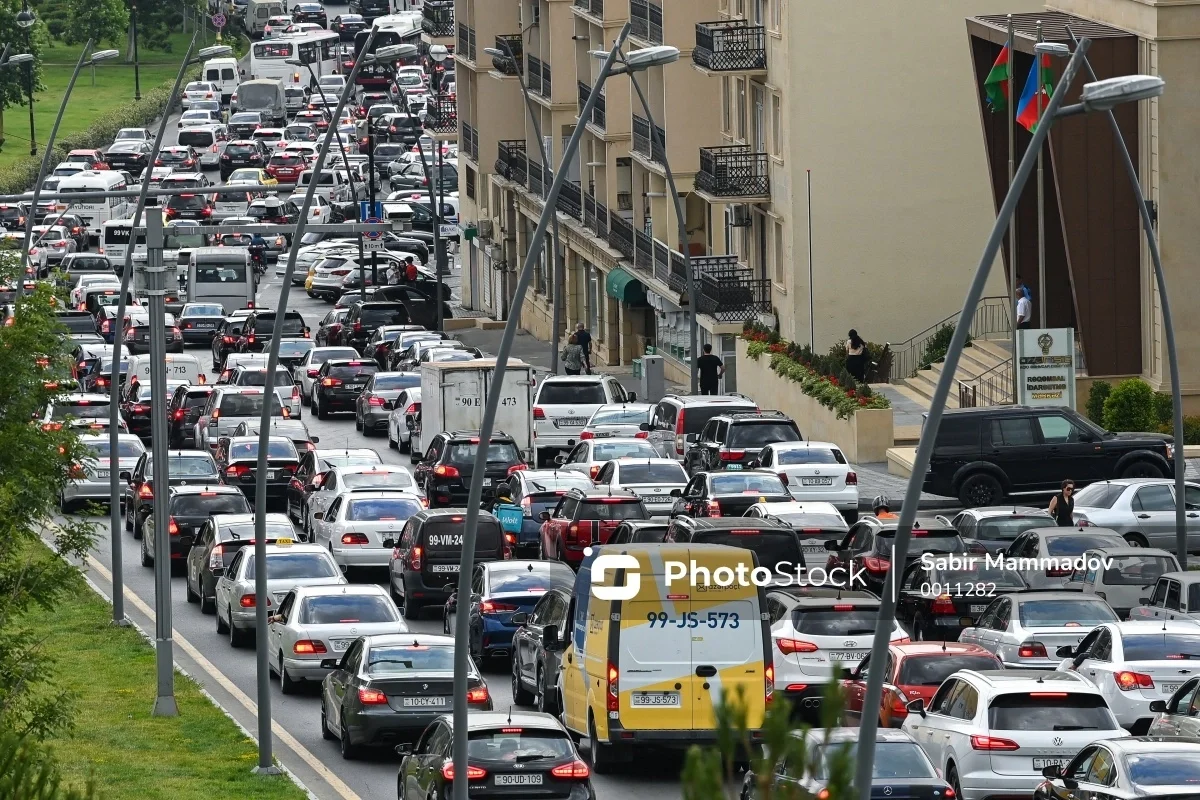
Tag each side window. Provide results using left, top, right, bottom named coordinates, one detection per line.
left=1022, top=534, right=1039, bottom=558
left=684, top=477, right=704, bottom=498
left=529, top=593, right=552, bottom=625
left=1035, top=414, right=1081, bottom=444
left=559, top=497, right=579, bottom=520
left=1067, top=747, right=1100, bottom=781
left=400, top=521, right=414, bottom=548
left=1167, top=580, right=1182, bottom=611
left=342, top=639, right=363, bottom=671
left=226, top=548, right=244, bottom=577
left=276, top=590, right=296, bottom=622
left=759, top=447, right=772, bottom=468
left=1151, top=578, right=1169, bottom=607
left=1090, top=629, right=1112, bottom=661
left=993, top=598, right=1011, bottom=630
left=471, top=567, right=485, bottom=595
left=929, top=679, right=959, bottom=715
left=1184, top=485, right=1200, bottom=510
left=325, top=497, right=343, bottom=520
left=714, top=420, right=729, bottom=443
left=1084, top=748, right=1116, bottom=786
left=1134, top=485, right=1175, bottom=512
left=699, top=420, right=718, bottom=443
left=946, top=682, right=977, bottom=720
left=1175, top=679, right=1200, bottom=715
left=990, top=417, right=1036, bottom=446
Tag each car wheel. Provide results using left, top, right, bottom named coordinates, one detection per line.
left=185, top=574, right=199, bottom=604
left=512, top=656, right=535, bottom=705
left=321, top=697, right=335, bottom=740
left=216, top=604, right=229, bottom=634
left=1124, top=533, right=1149, bottom=548
left=200, top=589, right=215, bottom=615
left=388, top=427, right=398, bottom=450
left=316, top=395, right=329, bottom=420
left=947, top=765, right=962, bottom=800
left=124, top=502, right=133, bottom=532
left=535, top=666, right=554, bottom=713
left=399, top=436, right=410, bottom=454
left=58, top=492, right=72, bottom=515
left=354, top=412, right=362, bottom=431
left=229, top=619, right=250, bottom=648
left=403, top=599, right=422, bottom=621
left=280, top=652, right=300, bottom=694
left=140, top=534, right=153, bottom=567
left=1122, top=461, right=1165, bottom=479
left=133, top=513, right=145, bottom=540
left=958, top=472, right=1003, bottom=507
left=362, top=421, right=376, bottom=438
left=587, top=715, right=616, bottom=775
left=300, top=388, right=310, bottom=406
left=340, top=716, right=358, bottom=760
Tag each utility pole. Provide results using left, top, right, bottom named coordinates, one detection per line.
left=132, top=2, right=141, bottom=101
left=434, top=141, right=443, bottom=331
left=367, top=106, right=377, bottom=289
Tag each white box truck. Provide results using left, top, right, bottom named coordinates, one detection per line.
left=414, top=359, right=537, bottom=462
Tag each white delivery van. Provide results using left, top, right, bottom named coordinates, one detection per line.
left=203, top=56, right=241, bottom=102
left=413, top=359, right=535, bottom=461
left=297, top=169, right=354, bottom=205
left=244, top=0, right=285, bottom=38
left=57, top=171, right=131, bottom=244
left=127, top=353, right=204, bottom=386
left=187, top=247, right=256, bottom=314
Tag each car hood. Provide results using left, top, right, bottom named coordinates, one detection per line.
left=1108, top=431, right=1172, bottom=444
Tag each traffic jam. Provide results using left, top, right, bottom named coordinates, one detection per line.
left=25, top=4, right=1200, bottom=799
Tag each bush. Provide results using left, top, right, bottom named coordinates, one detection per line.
left=1103, top=378, right=1157, bottom=432
left=1086, top=380, right=1111, bottom=425
left=916, top=323, right=971, bottom=372
left=1153, top=391, right=1175, bottom=428
left=1184, top=416, right=1200, bottom=446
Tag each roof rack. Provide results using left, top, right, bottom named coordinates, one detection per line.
left=725, top=410, right=790, bottom=421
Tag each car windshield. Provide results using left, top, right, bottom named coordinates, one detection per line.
left=709, top=473, right=788, bottom=495
left=538, top=383, right=607, bottom=405
left=372, top=374, right=421, bottom=390
left=590, top=407, right=651, bottom=426
left=53, top=400, right=109, bottom=419
left=172, top=493, right=249, bottom=516
left=973, top=516, right=1051, bottom=541
left=987, top=693, right=1117, bottom=731
left=617, top=463, right=687, bottom=484
left=184, top=304, right=224, bottom=317
left=774, top=448, right=845, bottom=465
left=1046, top=534, right=1122, bottom=556
left=1121, top=633, right=1200, bottom=660
left=898, top=655, right=1000, bottom=686
left=229, top=440, right=298, bottom=460
left=310, top=349, right=357, bottom=364
left=85, top=440, right=143, bottom=458
left=341, top=471, right=414, bottom=490
left=791, top=607, right=879, bottom=636
left=345, top=497, right=421, bottom=521
left=1072, top=482, right=1127, bottom=509
left=1125, top=753, right=1200, bottom=787
left=1017, top=599, right=1117, bottom=627
left=466, top=731, right=575, bottom=763
left=298, top=594, right=396, bottom=625
left=446, top=441, right=521, bottom=465
left=246, top=552, right=338, bottom=580
left=812, top=742, right=935, bottom=780
left=365, top=644, right=454, bottom=674
left=727, top=422, right=802, bottom=448
left=591, top=442, right=658, bottom=461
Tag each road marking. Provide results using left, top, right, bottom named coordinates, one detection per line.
left=85, top=555, right=361, bottom=800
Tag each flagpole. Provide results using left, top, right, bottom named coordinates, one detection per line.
left=1036, top=19, right=1047, bottom=327
left=1007, top=14, right=1018, bottom=402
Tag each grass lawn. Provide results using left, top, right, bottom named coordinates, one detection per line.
left=0, top=31, right=215, bottom=170
left=29, top=548, right=307, bottom=800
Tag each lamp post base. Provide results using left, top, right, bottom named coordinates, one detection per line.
left=252, top=765, right=283, bottom=776
left=151, top=695, right=179, bottom=717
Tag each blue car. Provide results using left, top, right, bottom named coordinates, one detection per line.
left=489, top=469, right=594, bottom=556
left=444, top=560, right=576, bottom=662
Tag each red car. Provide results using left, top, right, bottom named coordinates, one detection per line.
left=841, top=642, right=1001, bottom=728
left=66, top=148, right=109, bottom=170
left=265, top=152, right=306, bottom=182
left=538, top=487, right=649, bottom=566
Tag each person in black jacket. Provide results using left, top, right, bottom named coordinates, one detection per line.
left=574, top=322, right=592, bottom=374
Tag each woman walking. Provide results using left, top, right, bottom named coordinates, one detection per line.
left=846, top=329, right=868, bottom=383
left=1048, top=479, right=1075, bottom=526
left=561, top=334, right=585, bottom=375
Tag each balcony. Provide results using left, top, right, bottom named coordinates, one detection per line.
left=695, top=256, right=772, bottom=322
left=424, top=95, right=458, bottom=136
left=492, top=36, right=523, bottom=76
left=630, top=0, right=663, bottom=44
left=457, top=23, right=477, bottom=64
left=696, top=145, right=770, bottom=200
left=529, top=160, right=546, bottom=197
left=496, top=140, right=528, bottom=185
left=583, top=193, right=609, bottom=239
left=632, top=114, right=666, bottom=165
left=462, top=122, right=479, bottom=163
left=608, top=214, right=634, bottom=258
left=421, top=0, right=454, bottom=39
left=527, top=55, right=552, bottom=99
left=558, top=181, right=583, bottom=221
left=577, top=81, right=606, bottom=130
left=573, top=0, right=604, bottom=18
left=693, top=20, right=767, bottom=74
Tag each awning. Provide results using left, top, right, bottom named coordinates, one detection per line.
left=605, top=266, right=647, bottom=305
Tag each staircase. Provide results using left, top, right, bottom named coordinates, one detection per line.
left=898, top=338, right=1013, bottom=411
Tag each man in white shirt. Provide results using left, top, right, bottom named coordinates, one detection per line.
left=1015, top=288, right=1032, bottom=329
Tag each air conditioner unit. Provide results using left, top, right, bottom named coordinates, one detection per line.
left=728, top=204, right=752, bottom=227
left=486, top=242, right=504, bottom=261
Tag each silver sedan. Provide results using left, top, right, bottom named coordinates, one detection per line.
left=266, top=583, right=407, bottom=693
left=305, top=465, right=421, bottom=535
left=311, top=490, right=425, bottom=571
left=554, top=438, right=660, bottom=481
left=1071, top=478, right=1200, bottom=551
left=580, top=403, right=654, bottom=440
left=61, top=433, right=145, bottom=512
left=958, top=590, right=1120, bottom=668
left=592, top=457, right=688, bottom=517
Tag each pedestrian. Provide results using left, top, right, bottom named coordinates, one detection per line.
left=386, top=260, right=402, bottom=285
left=574, top=322, right=593, bottom=374
left=561, top=334, right=585, bottom=375
left=404, top=256, right=418, bottom=283
left=1049, top=479, right=1075, bottom=526
left=696, top=344, right=725, bottom=395
left=1015, top=286, right=1032, bottom=329
left=845, top=329, right=868, bottom=383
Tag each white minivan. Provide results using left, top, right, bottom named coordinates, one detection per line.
left=127, top=353, right=205, bottom=386
left=203, top=57, right=240, bottom=102
left=187, top=247, right=255, bottom=314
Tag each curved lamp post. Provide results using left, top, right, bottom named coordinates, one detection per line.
left=428, top=43, right=449, bottom=331
left=852, top=39, right=1167, bottom=799
left=17, top=3, right=35, bottom=157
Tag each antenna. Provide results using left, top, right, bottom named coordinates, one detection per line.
left=507, top=704, right=513, bottom=725
left=941, top=640, right=947, bottom=652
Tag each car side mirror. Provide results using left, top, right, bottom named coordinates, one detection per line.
left=638, top=422, right=651, bottom=431
left=553, top=454, right=567, bottom=466
left=211, top=567, right=224, bottom=577
left=669, top=488, right=682, bottom=497
left=511, top=611, right=529, bottom=625
left=542, top=623, right=559, bottom=647
left=1056, top=645, right=1075, bottom=658
left=120, top=471, right=131, bottom=481
left=313, top=511, right=324, bottom=520
left=320, top=658, right=339, bottom=669
left=394, top=743, right=412, bottom=756
left=310, top=435, right=319, bottom=443
left=905, top=698, right=926, bottom=717
left=1042, top=764, right=1063, bottom=780
left=1140, top=597, right=1152, bottom=605
left=627, top=392, right=636, bottom=402
left=1149, top=699, right=1168, bottom=713
left=539, top=511, right=551, bottom=522
left=825, top=539, right=841, bottom=551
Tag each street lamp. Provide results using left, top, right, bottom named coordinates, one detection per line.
left=17, top=2, right=34, bottom=157
left=131, top=1, right=141, bottom=100
left=429, top=43, right=450, bottom=331
left=852, top=38, right=1170, bottom=800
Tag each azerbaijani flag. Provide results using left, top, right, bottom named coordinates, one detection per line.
left=983, top=42, right=1012, bottom=112
left=1016, top=53, right=1055, bottom=132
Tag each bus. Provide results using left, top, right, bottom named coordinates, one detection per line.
left=56, top=171, right=132, bottom=244
left=249, top=29, right=341, bottom=86
left=352, top=17, right=422, bottom=87
left=98, top=210, right=166, bottom=266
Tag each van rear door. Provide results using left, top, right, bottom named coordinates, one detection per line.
left=620, top=598, right=695, bottom=731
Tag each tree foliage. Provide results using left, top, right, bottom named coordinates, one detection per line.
left=0, top=0, right=48, bottom=113
left=0, top=731, right=98, bottom=800
left=1102, top=377, right=1157, bottom=433
left=0, top=246, right=98, bottom=740
left=60, top=0, right=128, bottom=47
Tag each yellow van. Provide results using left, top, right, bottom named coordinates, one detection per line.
left=556, top=543, right=771, bottom=772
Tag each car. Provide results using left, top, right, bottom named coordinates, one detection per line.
left=355, top=371, right=421, bottom=436
left=749, top=440, right=860, bottom=521
left=669, top=469, right=792, bottom=519
left=228, top=111, right=264, bottom=140
left=226, top=167, right=276, bottom=186
left=388, top=509, right=507, bottom=619
left=246, top=196, right=300, bottom=226
left=214, top=542, right=345, bottom=647
left=194, top=386, right=288, bottom=454
left=303, top=464, right=419, bottom=537
left=959, top=591, right=1121, bottom=668
left=104, top=140, right=154, bottom=174
left=578, top=403, right=653, bottom=440
left=267, top=583, right=407, bottom=693
left=43, top=213, right=88, bottom=250
left=261, top=14, right=292, bottom=37
left=164, top=192, right=215, bottom=225
left=643, top=394, right=760, bottom=461
left=744, top=500, right=850, bottom=560
left=902, top=670, right=1125, bottom=799
left=265, top=150, right=307, bottom=184
left=120, top=378, right=188, bottom=439
left=942, top=505, right=1055, bottom=555
left=337, top=301, right=413, bottom=353
left=591, top=458, right=687, bottom=517
left=508, top=586, right=573, bottom=713
left=532, top=375, right=637, bottom=467
left=217, top=352, right=268, bottom=384
left=321, top=635, right=493, bottom=759
left=69, top=274, right=120, bottom=310
left=387, top=159, right=457, bottom=193
left=538, top=487, right=647, bottom=565
left=114, top=127, right=150, bottom=142
left=926, top=406, right=1175, bottom=507
left=59, top=433, right=145, bottom=513
left=1128, top=571, right=1200, bottom=623
left=389, top=337, right=471, bottom=372
left=487, top=469, right=594, bottom=556
left=1054, top=620, right=1200, bottom=732
left=184, top=512, right=295, bottom=614
left=443, top=560, right=576, bottom=664
left=29, top=225, right=76, bottom=270
left=362, top=323, right=424, bottom=368
left=415, top=430, right=527, bottom=508
left=1148, top=679, right=1200, bottom=736
left=312, top=357, right=379, bottom=418
left=275, top=338, right=315, bottom=372
left=121, top=312, right=184, bottom=355
left=311, top=489, right=425, bottom=572
left=286, top=447, right=383, bottom=525
left=181, top=80, right=218, bottom=109
left=385, top=387, right=423, bottom=452
left=1064, top=546, right=1180, bottom=619
left=166, top=385, right=214, bottom=447
left=1001, top=526, right=1128, bottom=590
left=123, top=449, right=221, bottom=538
left=219, top=139, right=270, bottom=179
left=841, top=642, right=1002, bottom=727
left=683, top=410, right=802, bottom=476
left=76, top=351, right=128, bottom=394
left=41, top=392, right=113, bottom=430
left=65, top=148, right=108, bottom=170
left=177, top=302, right=226, bottom=344
left=178, top=109, right=219, bottom=129
left=215, top=435, right=300, bottom=507
left=140, top=485, right=251, bottom=572
left=1035, top=737, right=1200, bottom=800
left=1069, top=478, right=1200, bottom=550
left=284, top=121, right=318, bottom=142
left=895, top=555, right=1029, bottom=640
left=231, top=418, right=319, bottom=456
left=329, top=13, right=365, bottom=39
left=554, top=437, right=659, bottom=481
left=385, top=330, right=452, bottom=370
left=823, top=515, right=967, bottom=596
left=156, top=145, right=201, bottom=172
left=296, top=344, right=358, bottom=403
left=291, top=1, right=327, bottom=25
left=237, top=310, right=308, bottom=354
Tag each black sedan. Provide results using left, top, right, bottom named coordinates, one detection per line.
left=509, top=588, right=572, bottom=714
left=105, top=140, right=153, bottom=176
left=178, top=302, right=226, bottom=344
left=121, top=378, right=188, bottom=440
left=330, top=13, right=365, bottom=40
left=124, top=312, right=184, bottom=354
left=212, top=313, right=253, bottom=371
left=668, top=470, right=792, bottom=519
left=395, top=712, right=593, bottom=799
left=292, top=2, right=327, bottom=26
left=313, top=358, right=379, bottom=419
left=167, top=385, right=214, bottom=448
left=215, top=435, right=301, bottom=507
left=123, top=450, right=221, bottom=538
left=140, top=485, right=250, bottom=573
left=320, top=634, right=492, bottom=759
left=895, top=556, right=1028, bottom=640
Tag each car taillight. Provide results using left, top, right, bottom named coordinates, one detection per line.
left=357, top=687, right=388, bottom=704
left=507, top=464, right=527, bottom=475
left=341, top=532, right=369, bottom=545
left=1046, top=565, right=1073, bottom=577
left=226, top=464, right=250, bottom=478
left=777, top=638, right=819, bottom=654
left=550, top=760, right=591, bottom=780
left=533, top=406, right=545, bottom=421
left=306, top=368, right=319, bottom=378
left=970, top=735, right=1020, bottom=751
left=606, top=662, right=619, bottom=712
left=434, top=464, right=460, bottom=478
left=441, top=762, right=486, bottom=781
left=408, top=546, right=422, bottom=570
left=635, top=430, right=649, bottom=439
left=765, top=663, right=774, bottom=705
left=719, top=450, right=745, bottom=462
left=239, top=594, right=256, bottom=607
left=931, top=594, right=956, bottom=615
left=367, top=396, right=386, bottom=406
left=1115, top=671, right=1154, bottom=691
left=168, top=518, right=179, bottom=536
left=862, top=556, right=889, bottom=573
left=293, top=640, right=327, bottom=654
left=1018, top=642, right=1048, bottom=659
left=846, top=471, right=858, bottom=485
left=480, top=600, right=518, bottom=614
left=138, top=484, right=153, bottom=499
left=208, top=544, right=224, bottom=570
left=466, top=685, right=488, bottom=704
left=706, top=499, right=721, bottom=517
left=675, top=409, right=686, bottom=454
left=321, top=378, right=343, bottom=387
left=589, top=465, right=601, bottom=480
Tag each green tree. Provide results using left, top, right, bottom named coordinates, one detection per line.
left=60, top=0, right=128, bottom=46
left=0, top=731, right=99, bottom=799
left=1102, top=377, right=1157, bottom=433
left=0, top=246, right=98, bottom=740
left=0, top=0, right=48, bottom=150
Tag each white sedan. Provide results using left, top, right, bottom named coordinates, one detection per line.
left=267, top=583, right=406, bottom=693
left=296, top=346, right=359, bottom=403
left=386, top=387, right=422, bottom=453
left=752, top=440, right=860, bottom=522
left=592, top=457, right=687, bottom=517
left=311, top=490, right=425, bottom=571
left=305, top=464, right=421, bottom=536
left=554, top=438, right=660, bottom=481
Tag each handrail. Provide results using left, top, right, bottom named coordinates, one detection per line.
left=958, top=358, right=1013, bottom=408
left=888, top=295, right=1011, bottom=382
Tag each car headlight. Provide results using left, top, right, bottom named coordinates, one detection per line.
left=1166, top=443, right=1175, bottom=460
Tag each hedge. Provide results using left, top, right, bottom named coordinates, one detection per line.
left=0, top=66, right=201, bottom=196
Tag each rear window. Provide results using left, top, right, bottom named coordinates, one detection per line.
left=727, top=422, right=801, bottom=448
left=1046, top=534, right=1122, bottom=556
left=709, top=473, right=788, bottom=495
left=366, top=645, right=454, bottom=674
left=328, top=363, right=379, bottom=380
left=216, top=392, right=284, bottom=416
left=195, top=265, right=248, bottom=283
left=1104, top=555, right=1175, bottom=586
left=229, top=440, right=298, bottom=460
left=246, top=552, right=338, bottom=580
left=421, top=519, right=503, bottom=551
left=297, top=594, right=396, bottom=624
left=270, top=154, right=305, bottom=166
left=774, top=448, right=845, bottom=465
left=878, top=531, right=964, bottom=556
left=171, top=493, right=249, bottom=516
left=488, top=569, right=573, bottom=594
left=591, top=441, right=658, bottom=462
left=691, top=530, right=801, bottom=572
left=183, top=392, right=212, bottom=408
left=1072, top=482, right=1126, bottom=509
left=591, top=407, right=651, bottom=426
left=624, top=525, right=668, bottom=543
left=538, top=383, right=607, bottom=405
left=467, top=730, right=574, bottom=762
left=1017, top=598, right=1117, bottom=627
left=359, top=305, right=407, bottom=325
left=341, top=471, right=414, bottom=490
left=178, top=130, right=215, bottom=147
left=277, top=341, right=314, bottom=358
left=1124, top=753, right=1200, bottom=787
left=791, top=606, right=879, bottom=636
left=345, top=497, right=421, bottom=521
left=320, top=454, right=380, bottom=469
left=183, top=304, right=224, bottom=316
left=973, top=516, right=1050, bottom=541
left=987, top=693, right=1117, bottom=731
left=577, top=500, right=647, bottom=521
left=214, top=192, right=251, bottom=204
left=236, top=369, right=293, bottom=387
left=53, top=400, right=110, bottom=419
left=898, top=655, right=1000, bottom=686
left=1121, top=633, right=1200, bottom=661
left=155, top=456, right=217, bottom=477
left=445, top=441, right=521, bottom=465
left=226, top=143, right=259, bottom=155
left=617, top=463, right=687, bottom=484
left=168, top=195, right=205, bottom=210
left=372, top=374, right=421, bottom=390
left=679, top=403, right=757, bottom=434
left=813, top=742, right=935, bottom=781
left=86, top=440, right=143, bottom=458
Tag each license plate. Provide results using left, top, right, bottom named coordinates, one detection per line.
left=645, top=495, right=669, bottom=503
left=1163, top=683, right=1182, bottom=694
left=196, top=322, right=216, bottom=329
left=330, top=638, right=354, bottom=652
left=802, top=544, right=826, bottom=554
left=828, top=650, right=869, bottom=662
left=430, top=564, right=459, bottom=573
left=725, top=463, right=743, bottom=470
left=96, top=470, right=110, bottom=479
left=970, top=605, right=988, bottom=614
left=495, top=774, right=543, bottom=786
left=482, top=478, right=492, bottom=487
left=800, top=477, right=834, bottom=486
left=402, top=696, right=447, bottom=707
left=556, top=417, right=587, bottom=426
left=1034, top=758, right=1068, bottom=770
left=267, top=471, right=276, bottom=480
left=631, top=691, right=680, bottom=707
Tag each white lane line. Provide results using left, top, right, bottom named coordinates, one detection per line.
left=85, top=555, right=361, bottom=800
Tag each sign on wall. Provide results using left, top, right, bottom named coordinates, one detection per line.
left=1017, top=327, right=1076, bottom=408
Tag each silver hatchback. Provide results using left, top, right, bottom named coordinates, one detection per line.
left=60, top=433, right=146, bottom=512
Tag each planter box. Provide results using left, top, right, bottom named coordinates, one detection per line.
left=736, top=339, right=894, bottom=463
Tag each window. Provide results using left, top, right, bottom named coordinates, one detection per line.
left=253, top=42, right=292, bottom=59
left=1134, top=484, right=1175, bottom=512
left=752, top=84, right=765, bottom=153
left=1167, top=580, right=1182, bottom=611
left=735, top=78, right=746, bottom=140
left=465, top=166, right=476, bottom=200
left=721, top=78, right=731, bottom=134
left=990, top=417, right=1035, bottom=446
left=770, top=93, right=782, bottom=157
left=772, top=219, right=784, bottom=284
left=770, top=0, right=781, bottom=30
left=1036, top=414, right=1084, bottom=443
left=1085, top=749, right=1117, bottom=786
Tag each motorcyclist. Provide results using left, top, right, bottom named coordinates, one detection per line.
left=248, top=232, right=268, bottom=271
left=872, top=494, right=898, bottom=519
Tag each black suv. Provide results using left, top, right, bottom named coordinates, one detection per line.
left=415, top=431, right=526, bottom=508
left=823, top=516, right=967, bottom=596
left=140, top=485, right=250, bottom=572
left=669, top=470, right=791, bottom=519
left=683, top=410, right=802, bottom=474
left=664, top=517, right=805, bottom=577
left=168, top=385, right=215, bottom=447
left=340, top=301, right=409, bottom=353
left=211, top=312, right=255, bottom=371
left=925, top=406, right=1174, bottom=507
left=313, top=357, right=379, bottom=418
left=238, top=310, right=307, bottom=353
left=387, top=509, right=507, bottom=619
left=646, top=394, right=759, bottom=461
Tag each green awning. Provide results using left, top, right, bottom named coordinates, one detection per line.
left=605, top=267, right=647, bottom=305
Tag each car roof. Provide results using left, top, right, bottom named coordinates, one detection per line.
left=611, top=457, right=682, bottom=466
left=1099, top=737, right=1200, bottom=754
left=1011, top=590, right=1108, bottom=602
left=769, top=440, right=840, bottom=451
left=662, top=393, right=758, bottom=407
left=334, top=489, right=422, bottom=500
left=955, top=669, right=1094, bottom=689
left=891, top=642, right=999, bottom=658
left=565, top=487, right=640, bottom=500
left=963, top=506, right=1050, bottom=518
left=1084, top=546, right=1175, bottom=558
left=1032, top=526, right=1122, bottom=537
left=445, top=710, right=565, bottom=734
left=680, top=517, right=795, bottom=531
left=169, top=484, right=243, bottom=496
left=799, top=727, right=915, bottom=745
left=258, top=543, right=325, bottom=556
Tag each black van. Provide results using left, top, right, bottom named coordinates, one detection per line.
left=387, top=509, right=507, bottom=620
left=664, top=517, right=806, bottom=578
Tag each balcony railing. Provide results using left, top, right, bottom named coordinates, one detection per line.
left=424, top=95, right=458, bottom=135
left=496, top=140, right=528, bottom=185
left=632, top=114, right=666, bottom=165
left=583, top=194, right=610, bottom=239
left=697, top=145, right=770, bottom=197
left=573, top=0, right=604, bottom=17
left=630, top=0, right=663, bottom=44
left=457, top=23, right=477, bottom=63
left=608, top=214, right=634, bottom=258
left=558, top=181, right=583, bottom=221
left=462, top=122, right=479, bottom=163
left=691, top=255, right=772, bottom=321
left=529, top=160, right=546, bottom=197
left=577, top=81, right=606, bottom=129
left=492, top=35, right=523, bottom=76
left=693, top=20, right=767, bottom=72
left=421, top=0, right=454, bottom=38
left=527, top=55, right=552, bottom=99
left=633, top=228, right=654, bottom=273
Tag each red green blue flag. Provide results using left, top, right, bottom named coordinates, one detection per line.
left=1016, top=53, right=1055, bottom=132
left=983, top=42, right=1012, bottom=112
